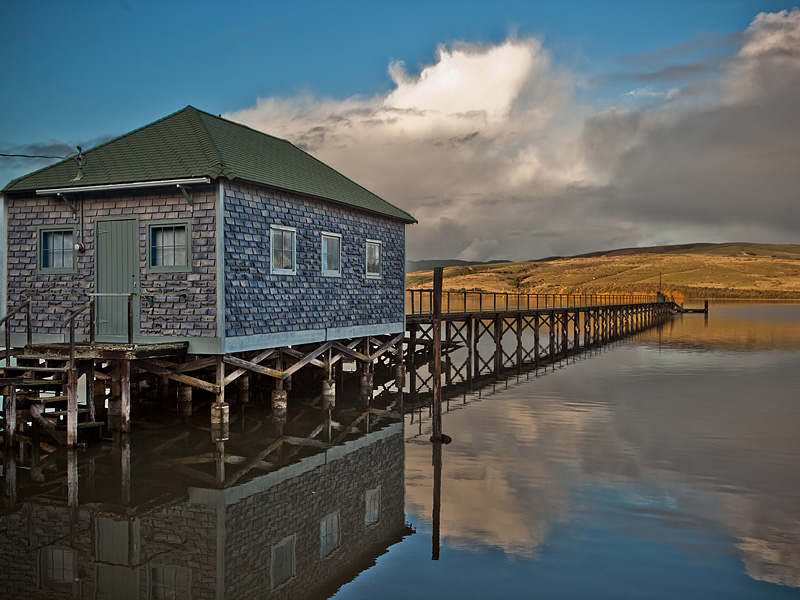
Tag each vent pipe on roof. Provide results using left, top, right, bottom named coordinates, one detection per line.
left=71, top=146, right=85, bottom=182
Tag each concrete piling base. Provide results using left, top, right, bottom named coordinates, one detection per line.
left=210, top=401, right=229, bottom=441
left=238, top=374, right=250, bottom=403
left=360, top=372, right=374, bottom=401
left=178, top=386, right=193, bottom=417
left=272, top=388, right=288, bottom=412
left=322, top=379, right=335, bottom=407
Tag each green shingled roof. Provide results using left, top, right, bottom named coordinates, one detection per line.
left=3, top=106, right=416, bottom=223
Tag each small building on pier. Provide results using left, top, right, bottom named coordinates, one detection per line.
left=1, top=106, right=415, bottom=350
left=0, top=106, right=415, bottom=447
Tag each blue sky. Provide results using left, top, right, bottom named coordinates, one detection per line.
left=2, top=1, right=799, bottom=260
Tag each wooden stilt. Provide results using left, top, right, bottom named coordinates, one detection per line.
left=67, top=366, right=78, bottom=447
left=431, top=267, right=443, bottom=442
left=3, top=386, right=16, bottom=448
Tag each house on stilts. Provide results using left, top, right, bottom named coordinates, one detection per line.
left=0, top=106, right=416, bottom=447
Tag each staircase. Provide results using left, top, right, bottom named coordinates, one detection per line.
left=1, top=353, right=104, bottom=447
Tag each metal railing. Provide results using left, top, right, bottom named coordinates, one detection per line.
left=406, top=290, right=660, bottom=316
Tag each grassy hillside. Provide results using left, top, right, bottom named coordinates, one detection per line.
left=406, top=243, right=800, bottom=299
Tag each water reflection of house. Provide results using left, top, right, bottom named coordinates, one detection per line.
left=0, top=414, right=406, bottom=599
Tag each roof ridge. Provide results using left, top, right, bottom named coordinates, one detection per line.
left=183, top=107, right=229, bottom=178
left=194, top=106, right=293, bottom=144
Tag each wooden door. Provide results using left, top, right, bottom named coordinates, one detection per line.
left=95, top=218, right=139, bottom=338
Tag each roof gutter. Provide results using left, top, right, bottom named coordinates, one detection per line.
left=35, top=177, right=211, bottom=196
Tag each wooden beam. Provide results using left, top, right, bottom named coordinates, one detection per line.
left=281, top=342, right=333, bottom=379
left=225, top=438, right=285, bottom=488
left=136, top=360, right=219, bottom=394
left=222, top=355, right=283, bottom=380
left=223, top=348, right=277, bottom=386
left=28, top=404, right=67, bottom=446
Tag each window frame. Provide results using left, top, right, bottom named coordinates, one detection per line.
left=270, top=534, right=297, bottom=590
left=148, top=564, right=192, bottom=600
left=365, top=239, right=382, bottom=279
left=365, top=486, right=381, bottom=526
left=38, top=545, right=76, bottom=590
left=270, top=225, right=297, bottom=276
left=320, top=510, right=341, bottom=558
left=146, top=219, right=191, bottom=274
left=37, top=226, right=76, bottom=274
left=321, top=231, right=342, bottom=278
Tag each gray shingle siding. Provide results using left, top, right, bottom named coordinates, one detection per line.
left=223, top=181, right=406, bottom=338
left=5, top=187, right=218, bottom=339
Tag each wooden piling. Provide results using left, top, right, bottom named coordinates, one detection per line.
left=431, top=267, right=443, bottom=442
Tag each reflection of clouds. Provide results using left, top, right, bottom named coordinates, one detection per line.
left=405, top=306, right=800, bottom=585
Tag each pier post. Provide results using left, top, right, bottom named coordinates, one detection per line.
left=549, top=312, right=556, bottom=365
left=237, top=373, right=250, bottom=404
left=178, top=385, right=193, bottom=417
left=322, top=378, right=336, bottom=407
left=534, top=314, right=540, bottom=370
left=108, top=360, right=131, bottom=434
left=431, top=267, right=444, bottom=442
left=67, top=364, right=78, bottom=447
left=211, top=357, right=229, bottom=441
left=494, top=315, right=503, bottom=375
left=516, top=314, right=523, bottom=373
left=573, top=311, right=580, bottom=354
left=466, top=316, right=474, bottom=388
left=158, top=374, right=171, bottom=403
left=3, top=386, right=16, bottom=448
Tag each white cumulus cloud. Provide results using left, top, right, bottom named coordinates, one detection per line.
left=228, top=10, right=800, bottom=261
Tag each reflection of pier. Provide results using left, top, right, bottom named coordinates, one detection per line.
left=0, top=391, right=407, bottom=599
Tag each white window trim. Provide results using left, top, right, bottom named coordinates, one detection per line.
left=365, top=239, right=382, bottom=280
left=365, top=485, right=381, bottom=526
left=321, top=231, right=342, bottom=278
left=270, top=225, right=297, bottom=275
left=320, top=510, right=341, bottom=558
left=146, top=219, right=191, bottom=273
left=270, top=534, right=296, bottom=590
left=37, top=226, right=77, bottom=274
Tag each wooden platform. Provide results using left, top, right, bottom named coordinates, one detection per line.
left=12, top=341, right=190, bottom=361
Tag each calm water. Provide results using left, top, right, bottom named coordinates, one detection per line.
left=335, top=303, right=800, bottom=599
left=2, top=303, right=799, bottom=599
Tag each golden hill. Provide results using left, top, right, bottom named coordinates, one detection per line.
left=406, top=243, right=800, bottom=299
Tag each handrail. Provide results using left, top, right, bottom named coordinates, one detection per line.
left=1, top=298, right=32, bottom=363
left=405, top=289, right=662, bottom=316
left=61, top=298, right=95, bottom=370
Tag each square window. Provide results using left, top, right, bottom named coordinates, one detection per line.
left=366, top=240, right=382, bottom=279
left=148, top=222, right=190, bottom=272
left=39, top=546, right=75, bottom=589
left=270, top=535, right=296, bottom=589
left=271, top=226, right=297, bottom=275
left=320, top=511, right=340, bottom=557
left=322, top=232, right=342, bottom=277
left=150, top=565, right=191, bottom=600
left=38, top=228, right=75, bottom=273
left=365, top=486, right=381, bottom=525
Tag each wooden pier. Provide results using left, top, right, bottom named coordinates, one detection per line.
left=1, top=291, right=678, bottom=449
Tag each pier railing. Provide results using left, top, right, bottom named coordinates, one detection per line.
left=406, top=290, right=659, bottom=316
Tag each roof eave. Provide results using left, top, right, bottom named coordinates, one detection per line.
left=34, top=177, right=212, bottom=196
